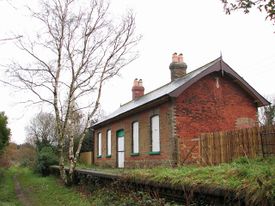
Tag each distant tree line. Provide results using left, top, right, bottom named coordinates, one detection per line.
left=0, top=112, right=10, bottom=155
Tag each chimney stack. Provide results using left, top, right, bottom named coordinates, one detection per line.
left=169, top=52, right=187, bottom=81
left=132, top=78, right=144, bottom=100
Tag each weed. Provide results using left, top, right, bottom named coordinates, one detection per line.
left=233, top=156, right=250, bottom=164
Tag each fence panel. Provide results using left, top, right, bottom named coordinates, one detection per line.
left=198, top=125, right=275, bottom=165
left=260, top=126, right=275, bottom=157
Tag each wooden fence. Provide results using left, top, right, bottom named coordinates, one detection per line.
left=198, top=125, right=275, bottom=165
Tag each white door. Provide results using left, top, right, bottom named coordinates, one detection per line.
left=117, top=135, right=125, bottom=168
left=151, top=115, right=160, bottom=152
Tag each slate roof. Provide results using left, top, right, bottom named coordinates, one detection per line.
left=93, top=57, right=269, bottom=127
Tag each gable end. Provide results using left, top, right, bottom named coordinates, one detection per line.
left=169, top=58, right=269, bottom=107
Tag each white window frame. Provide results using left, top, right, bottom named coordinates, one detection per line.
left=97, top=132, right=102, bottom=156
left=132, top=121, right=139, bottom=154
left=151, top=115, right=160, bottom=152
left=106, top=129, right=111, bottom=156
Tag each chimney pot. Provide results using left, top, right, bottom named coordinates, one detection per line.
left=138, top=79, right=143, bottom=86
left=178, top=53, right=183, bottom=63
left=133, top=78, right=139, bottom=86
left=172, top=52, right=178, bottom=63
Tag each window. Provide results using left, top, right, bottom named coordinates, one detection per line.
left=97, top=132, right=102, bottom=157
left=132, top=121, right=139, bottom=155
left=106, top=129, right=111, bottom=157
left=151, top=115, right=160, bottom=153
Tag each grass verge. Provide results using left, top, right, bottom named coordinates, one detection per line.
left=15, top=167, right=91, bottom=206
left=121, top=157, right=275, bottom=205
left=76, top=157, right=275, bottom=205
left=1, top=167, right=172, bottom=206
left=0, top=168, right=22, bottom=206
left=0, top=167, right=91, bottom=206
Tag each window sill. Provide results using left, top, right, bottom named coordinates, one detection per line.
left=149, top=151, right=160, bottom=155
left=106, top=155, right=112, bottom=158
left=97, top=155, right=102, bottom=158
left=131, top=153, right=140, bottom=156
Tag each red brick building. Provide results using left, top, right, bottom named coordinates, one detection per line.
left=92, top=54, right=269, bottom=168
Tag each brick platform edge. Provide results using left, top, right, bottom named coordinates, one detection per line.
left=49, top=166, right=250, bottom=205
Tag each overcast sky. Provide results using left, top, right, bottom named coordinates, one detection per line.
left=1, top=0, right=275, bottom=144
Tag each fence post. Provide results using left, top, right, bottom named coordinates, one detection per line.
left=260, top=129, right=265, bottom=158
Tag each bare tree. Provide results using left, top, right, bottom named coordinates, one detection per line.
left=0, top=0, right=22, bottom=42
left=0, top=35, right=23, bottom=42
left=25, top=112, right=57, bottom=149
left=258, top=98, right=275, bottom=126
left=5, top=0, right=140, bottom=184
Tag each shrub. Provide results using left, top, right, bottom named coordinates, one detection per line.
left=20, top=158, right=35, bottom=168
left=0, top=168, right=4, bottom=184
left=0, top=112, right=11, bottom=155
left=0, top=155, right=11, bottom=168
left=35, top=146, right=58, bottom=176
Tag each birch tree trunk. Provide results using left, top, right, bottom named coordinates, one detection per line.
left=4, top=0, right=140, bottom=185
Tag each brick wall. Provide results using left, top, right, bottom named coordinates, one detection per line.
left=93, top=73, right=258, bottom=167
left=175, top=73, right=257, bottom=163
left=93, top=101, right=177, bottom=168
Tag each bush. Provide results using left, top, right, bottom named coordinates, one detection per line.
left=35, top=146, right=58, bottom=176
left=20, top=158, right=35, bottom=168
left=0, top=112, right=11, bottom=155
left=0, top=168, right=4, bottom=184
left=0, top=155, right=11, bottom=168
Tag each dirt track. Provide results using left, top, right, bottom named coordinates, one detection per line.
left=13, top=175, right=33, bottom=206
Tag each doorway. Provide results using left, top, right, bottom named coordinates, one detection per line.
left=117, top=130, right=125, bottom=168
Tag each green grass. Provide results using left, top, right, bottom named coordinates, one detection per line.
left=15, top=167, right=91, bottom=206
left=77, top=157, right=274, bottom=190
left=2, top=157, right=273, bottom=205
left=0, top=168, right=22, bottom=206
left=76, top=157, right=275, bottom=204
left=121, top=157, right=275, bottom=205
left=0, top=166, right=170, bottom=206
left=0, top=167, right=91, bottom=206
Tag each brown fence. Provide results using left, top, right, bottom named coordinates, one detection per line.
left=198, top=125, right=275, bottom=165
